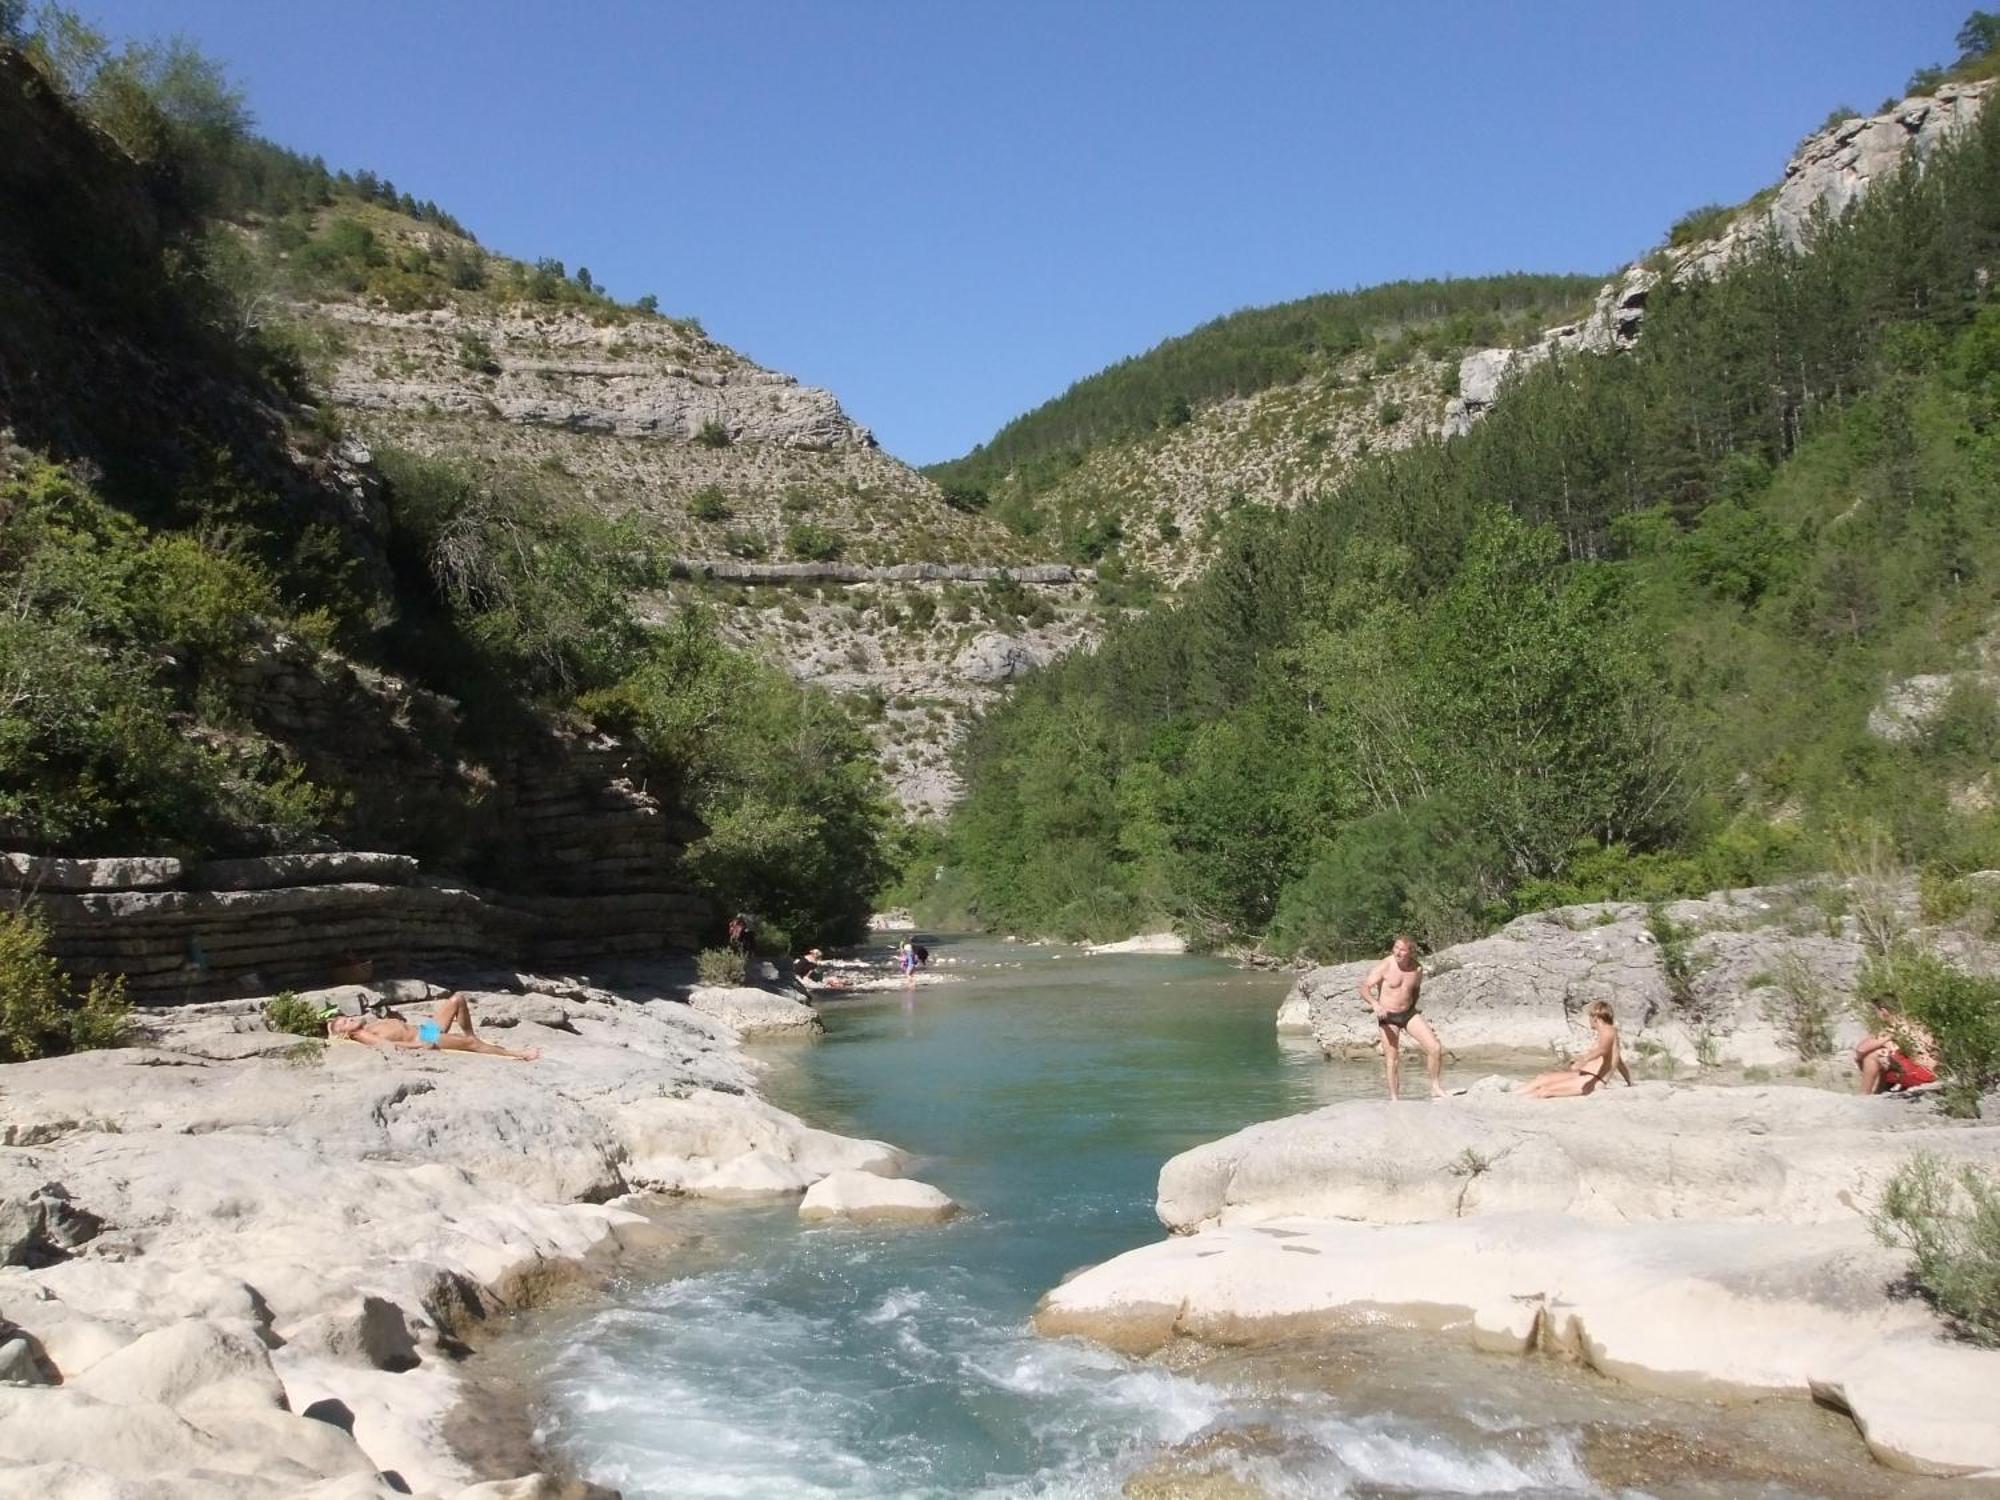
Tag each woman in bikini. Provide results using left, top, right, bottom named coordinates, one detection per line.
left=1855, top=999, right=1938, bottom=1093
left=1520, top=1000, right=1631, bottom=1098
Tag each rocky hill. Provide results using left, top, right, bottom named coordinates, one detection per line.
left=932, top=79, right=1995, bottom=595
left=1446, top=78, right=1995, bottom=434
left=254, top=201, right=1099, bottom=813
left=928, top=276, right=1600, bottom=584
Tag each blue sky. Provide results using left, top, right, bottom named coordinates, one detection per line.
left=87, top=1, right=1973, bottom=464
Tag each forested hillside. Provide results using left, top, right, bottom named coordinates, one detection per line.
left=926, top=31, right=2000, bottom=955
left=0, top=14, right=891, bottom=945
left=926, top=275, right=1602, bottom=578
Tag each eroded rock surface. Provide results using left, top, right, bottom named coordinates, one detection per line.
left=1291, top=878, right=1990, bottom=1068
left=0, top=973, right=903, bottom=1498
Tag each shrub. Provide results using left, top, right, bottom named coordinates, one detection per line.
left=262, top=989, right=329, bottom=1037
left=1873, top=1153, right=2000, bottom=1344
left=696, top=947, right=746, bottom=986
left=1760, top=950, right=1836, bottom=1059
left=693, top=419, right=732, bottom=449
left=786, top=522, right=844, bottom=562
left=0, top=908, right=130, bottom=1062
left=1668, top=202, right=1736, bottom=247
left=455, top=332, right=499, bottom=375
left=722, top=528, right=768, bottom=560
left=1376, top=400, right=1405, bottom=427
left=1861, top=949, right=2000, bottom=1117
left=689, top=485, right=733, bottom=522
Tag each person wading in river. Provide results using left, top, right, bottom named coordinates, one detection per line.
left=1358, top=934, right=1445, bottom=1100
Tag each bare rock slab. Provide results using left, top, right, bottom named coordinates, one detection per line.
left=799, top=1170, right=958, bottom=1224
left=1155, top=1083, right=1999, bottom=1232
left=1034, top=1213, right=2000, bottom=1476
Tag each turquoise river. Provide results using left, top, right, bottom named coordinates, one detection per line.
left=501, top=939, right=1953, bottom=1500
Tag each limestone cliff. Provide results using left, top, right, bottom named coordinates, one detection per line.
left=1443, top=80, right=1994, bottom=434
left=268, top=204, right=1102, bottom=813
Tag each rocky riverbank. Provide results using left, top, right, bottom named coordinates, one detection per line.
left=1039, top=879, right=2000, bottom=1480
left=1037, top=1082, right=2000, bottom=1476
left=0, top=968, right=927, bottom=1498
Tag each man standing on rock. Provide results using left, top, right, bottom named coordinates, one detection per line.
left=1359, top=935, right=1444, bottom=1100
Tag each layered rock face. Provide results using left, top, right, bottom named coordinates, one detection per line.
left=324, top=302, right=872, bottom=452
left=286, top=228, right=1101, bottom=814
left=1442, top=80, right=1994, bottom=435
left=0, top=969, right=889, bottom=1498
left=9, top=724, right=715, bottom=1003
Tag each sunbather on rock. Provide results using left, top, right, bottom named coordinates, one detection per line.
left=328, top=991, right=539, bottom=1061
left=1520, top=1000, right=1631, bottom=1098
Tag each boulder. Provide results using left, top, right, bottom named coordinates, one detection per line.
left=0, top=1178, right=102, bottom=1266
left=684, top=985, right=821, bottom=1039
left=1273, top=991, right=1312, bottom=1035
left=616, top=1089, right=904, bottom=1194
left=953, top=632, right=1042, bottom=685
left=799, top=1171, right=959, bottom=1224
left=71, top=1319, right=287, bottom=1413
left=276, top=1297, right=419, bottom=1372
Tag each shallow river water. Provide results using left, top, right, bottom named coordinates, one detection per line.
left=506, top=940, right=1969, bottom=1499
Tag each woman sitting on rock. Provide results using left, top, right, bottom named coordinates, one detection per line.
left=1855, top=999, right=1938, bottom=1093
left=1520, top=1001, right=1631, bottom=1098
left=328, top=991, right=539, bottom=1061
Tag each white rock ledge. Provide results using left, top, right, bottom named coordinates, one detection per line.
left=1039, top=1081, right=2000, bottom=1479
left=0, top=974, right=908, bottom=1499
left=798, top=1170, right=959, bottom=1224
left=1084, top=932, right=1187, bottom=955
left=1033, top=1213, right=2000, bottom=1476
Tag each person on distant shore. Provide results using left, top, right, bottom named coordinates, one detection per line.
left=328, top=992, right=539, bottom=1061
left=1519, top=1000, right=1632, bottom=1098
left=1855, top=999, right=1938, bottom=1093
left=898, top=938, right=917, bottom=983
left=1358, top=934, right=1444, bottom=1100
left=793, top=947, right=849, bottom=996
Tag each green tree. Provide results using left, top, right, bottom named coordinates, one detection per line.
left=1959, top=11, right=2000, bottom=64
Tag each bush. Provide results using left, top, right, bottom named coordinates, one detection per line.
left=0, top=908, right=130, bottom=1062
left=693, top=419, right=732, bottom=449
left=722, top=528, right=768, bottom=560
left=696, top=947, right=746, bottom=986
left=1376, top=400, right=1405, bottom=427
left=1760, top=950, right=1836, bottom=1059
left=786, top=522, right=844, bottom=562
left=455, top=332, right=499, bottom=375
left=262, top=989, right=329, bottom=1037
left=1862, top=950, right=2000, bottom=1117
left=689, top=485, right=733, bottom=522
left=1873, top=1153, right=2000, bottom=1344
left=1667, top=202, right=1736, bottom=247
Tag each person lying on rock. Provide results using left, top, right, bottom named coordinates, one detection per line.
left=327, top=991, right=539, bottom=1061
left=1358, top=934, right=1445, bottom=1100
left=1519, top=1000, right=1632, bottom=1098
left=1854, top=999, right=1938, bottom=1093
